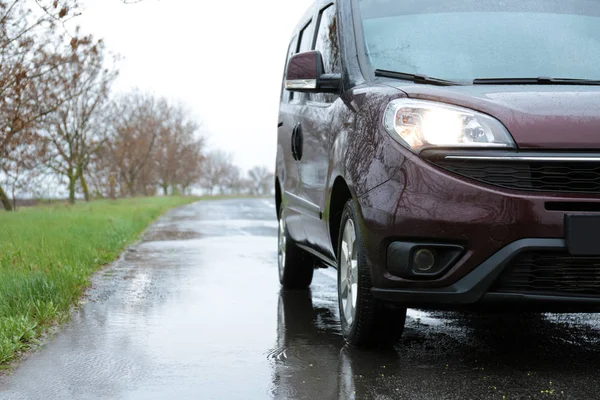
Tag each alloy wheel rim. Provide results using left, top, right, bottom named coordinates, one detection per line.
left=278, top=218, right=286, bottom=280
left=339, top=219, right=358, bottom=327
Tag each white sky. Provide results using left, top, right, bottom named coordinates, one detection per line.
left=74, top=0, right=313, bottom=172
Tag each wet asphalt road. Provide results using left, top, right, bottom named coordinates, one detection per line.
left=2, top=198, right=600, bottom=399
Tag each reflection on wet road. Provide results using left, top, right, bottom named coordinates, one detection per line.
left=2, top=198, right=600, bottom=399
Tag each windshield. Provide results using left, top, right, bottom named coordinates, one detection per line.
left=357, top=0, right=600, bottom=82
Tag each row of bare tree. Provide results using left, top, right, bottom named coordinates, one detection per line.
left=201, top=151, right=274, bottom=196
left=0, top=0, right=273, bottom=211
left=87, top=92, right=205, bottom=200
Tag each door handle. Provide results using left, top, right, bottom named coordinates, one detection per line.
left=291, top=124, right=298, bottom=160
left=291, top=123, right=303, bottom=161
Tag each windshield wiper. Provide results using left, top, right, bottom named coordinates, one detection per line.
left=374, top=69, right=460, bottom=86
left=473, top=77, right=600, bottom=85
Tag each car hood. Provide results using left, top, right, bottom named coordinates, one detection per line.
left=389, top=82, right=600, bottom=150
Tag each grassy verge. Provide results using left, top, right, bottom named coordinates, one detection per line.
left=0, top=197, right=198, bottom=365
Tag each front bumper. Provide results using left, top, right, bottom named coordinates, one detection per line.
left=372, top=238, right=600, bottom=311
left=354, top=145, right=600, bottom=313
left=357, top=148, right=600, bottom=291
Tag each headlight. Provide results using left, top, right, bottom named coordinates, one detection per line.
left=383, top=99, right=515, bottom=153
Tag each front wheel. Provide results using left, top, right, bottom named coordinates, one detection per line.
left=337, top=200, right=407, bottom=347
left=278, top=207, right=314, bottom=289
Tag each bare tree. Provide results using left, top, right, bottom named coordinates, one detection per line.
left=0, top=0, right=79, bottom=210
left=177, top=141, right=204, bottom=195
left=43, top=34, right=117, bottom=204
left=247, top=166, right=273, bottom=196
left=222, top=164, right=243, bottom=195
left=108, top=91, right=161, bottom=196
left=84, top=92, right=206, bottom=198
left=154, top=102, right=204, bottom=195
left=200, top=150, right=238, bottom=195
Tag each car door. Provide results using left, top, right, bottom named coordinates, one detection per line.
left=297, top=2, right=341, bottom=262
left=278, top=21, right=315, bottom=244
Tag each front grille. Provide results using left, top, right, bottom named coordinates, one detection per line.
left=492, top=252, right=600, bottom=296
left=434, top=160, right=600, bottom=194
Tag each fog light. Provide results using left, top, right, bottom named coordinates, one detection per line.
left=413, top=249, right=435, bottom=272
left=387, top=241, right=463, bottom=279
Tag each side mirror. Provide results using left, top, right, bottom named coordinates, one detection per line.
left=285, top=50, right=341, bottom=94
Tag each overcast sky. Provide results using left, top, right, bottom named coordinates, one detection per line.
left=74, top=0, right=313, bottom=172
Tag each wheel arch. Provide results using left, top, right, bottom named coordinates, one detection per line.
left=328, top=176, right=354, bottom=258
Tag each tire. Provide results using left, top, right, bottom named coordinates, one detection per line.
left=278, top=205, right=314, bottom=289
left=337, top=200, right=407, bottom=347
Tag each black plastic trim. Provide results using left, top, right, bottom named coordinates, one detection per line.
left=387, top=242, right=464, bottom=279
left=317, top=73, right=343, bottom=93
left=372, top=238, right=566, bottom=305
left=349, top=0, right=373, bottom=83
left=297, top=243, right=337, bottom=268
left=473, top=77, right=600, bottom=86
left=546, top=202, right=600, bottom=212
left=375, top=69, right=461, bottom=87
left=422, top=149, right=600, bottom=195
left=482, top=292, right=600, bottom=305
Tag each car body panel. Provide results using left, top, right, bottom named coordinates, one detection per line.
left=277, top=99, right=306, bottom=244
left=298, top=99, right=338, bottom=262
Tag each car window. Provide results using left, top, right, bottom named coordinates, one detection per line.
left=309, top=4, right=340, bottom=104
left=297, top=20, right=313, bottom=53
left=281, top=36, right=297, bottom=104
left=358, top=0, right=600, bottom=82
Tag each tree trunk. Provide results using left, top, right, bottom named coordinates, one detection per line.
left=11, top=184, right=16, bottom=211
left=80, top=173, right=90, bottom=202
left=162, top=183, right=168, bottom=196
left=0, top=184, right=13, bottom=211
left=127, top=181, right=136, bottom=197
left=68, top=174, right=77, bottom=205
left=108, top=173, right=117, bottom=199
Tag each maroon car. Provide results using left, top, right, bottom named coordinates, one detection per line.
left=276, top=0, right=600, bottom=346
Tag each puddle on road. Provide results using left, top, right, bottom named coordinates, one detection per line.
left=407, top=309, right=445, bottom=327
left=143, top=229, right=203, bottom=242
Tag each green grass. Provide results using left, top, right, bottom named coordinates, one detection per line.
left=0, top=197, right=198, bottom=365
